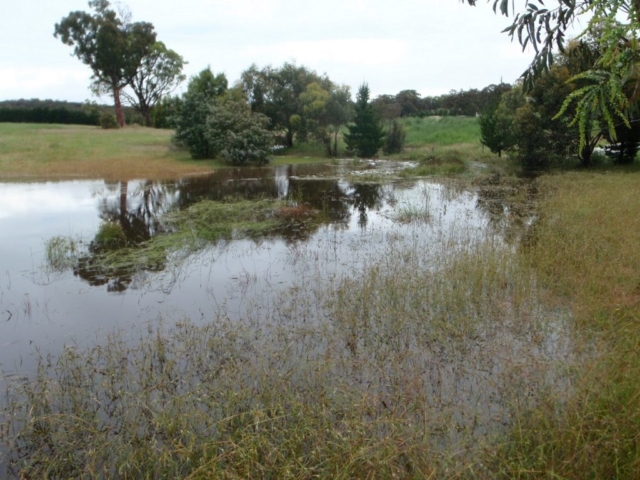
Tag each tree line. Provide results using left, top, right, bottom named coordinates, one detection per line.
left=8, top=0, right=640, bottom=168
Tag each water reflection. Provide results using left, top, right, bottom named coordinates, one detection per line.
left=56, top=165, right=387, bottom=293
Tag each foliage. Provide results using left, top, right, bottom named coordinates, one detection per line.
left=171, top=69, right=228, bottom=159
left=186, top=66, right=228, bottom=98
left=372, top=83, right=512, bottom=118
left=493, top=46, right=609, bottom=168
left=239, top=62, right=333, bottom=147
left=173, top=71, right=272, bottom=164
left=469, top=0, right=640, bottom=156
left=299, top=82, right=352, bottom=157
left=0, top=106, right=99, bottom=125
left=54, top=0, right=157, bottom=127
left=121, top=42, right=186, bottom=127
left=382, top=120, right=406, bottom=155
left=99, top=112, right=118, bottom=129
left=606, top=119, right=640, bottom=164
left=150, top=95, right=181, bottom=129
left=344, top=84, right=385, bottom=158
left=479, top=103, right=513, bottom=157
left=205, top=100, right=273, bottom=165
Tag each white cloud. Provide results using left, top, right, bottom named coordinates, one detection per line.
left=0, top=67, right=88, bottom=92
left=243, top=39, right=410, bottom=66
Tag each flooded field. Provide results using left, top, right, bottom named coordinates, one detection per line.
left=0, top=162, right=578, bottom=475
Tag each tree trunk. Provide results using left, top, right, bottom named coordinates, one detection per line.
left=285, top=129, right=294, bottom=148
left=113, top=86, right=126, bottom=128
left=333, top=129, right=339, bottom=157
left=143, top=109, right=152, bottom=127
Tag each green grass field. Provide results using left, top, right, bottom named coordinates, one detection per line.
left=0, top=123, right=220, bottom=180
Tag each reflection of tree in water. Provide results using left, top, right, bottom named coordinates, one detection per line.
left=281, top=179, right=383, bottom=238
left=72, top=168, right=383, bottom=291
left=475, top=173, right=539, bottom=244
left=345, top=183, right=384, bottom=228
left=74, top=181, right=174, bottom=292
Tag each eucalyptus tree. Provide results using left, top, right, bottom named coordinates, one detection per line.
left=54, top=0, right=157, bottom=127
left=121, top=42, right=186, bottom=127
left=300, top=82, right=352, bottom=157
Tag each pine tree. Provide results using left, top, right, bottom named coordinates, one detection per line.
left=344, top=84, right=385, bottom=158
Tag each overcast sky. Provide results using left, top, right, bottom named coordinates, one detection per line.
left=1, top=0, right=545, bottom=103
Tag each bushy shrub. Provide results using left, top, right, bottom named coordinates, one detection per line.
left=99, top=113, right=119, bottom=129
left=206, top=101, right=273, bottom=166
left=173, top=94, right=273, bottom=165
left=172, top=92, right=214, bottom=158
left=382, top=120, right=406, bottom=155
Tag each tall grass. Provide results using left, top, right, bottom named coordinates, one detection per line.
left=6, top=170, right=639, bottom=477
left=490, top=171, right=640, bottom=478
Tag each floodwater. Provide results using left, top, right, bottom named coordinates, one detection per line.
left=0, top=161, right=580, bottom=469
left=0, top=162, right=496, bottom=376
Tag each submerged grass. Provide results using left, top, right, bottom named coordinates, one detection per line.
left=68, top=198, right=286, bottom=277
left=2, top=192, right=578, bottom=477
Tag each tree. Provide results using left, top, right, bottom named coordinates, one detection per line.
left=383, top=120, right=407, bottom=155
left=121, top=42, right=186, bottom=127
left=187, top=67, right=228, bottom=98
left=467, top=0, right=640, bottom=154
left=300, top=82, right=352, bottom=157
left=54, top=0, right=156, bottom=127
left=206, top=100, right=273, bottom=166
left=172, top=69, right=228, bottom=159
left=239, top=63, right=333, bottom=147
left=344, top=84, right=385, bottom=158
left=479, top=102, right=514, bottom=158
left=395, top=90, right=422, bottom=117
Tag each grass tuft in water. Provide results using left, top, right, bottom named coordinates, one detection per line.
left=44, top=235, right=82, bottom=272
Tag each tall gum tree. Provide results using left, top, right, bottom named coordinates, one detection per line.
left=121, top=42, right=186, bottom=127
left=54, top=0, right=156, bottom=127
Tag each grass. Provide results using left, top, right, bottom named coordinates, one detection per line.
left=0, top=123, right=219, bottom=181
left=0, top=118, right=498, bottom=181
left=402, top=116, right=481, bottom=146
left=2, top=180, right=580, bottom=478
left=389, top=117, right=507, bottom=176
left=487, top=171, right=640, bottom=478
left=41, top=197, right=322, bottom=281
left=271, top=140, right=337, bottom=165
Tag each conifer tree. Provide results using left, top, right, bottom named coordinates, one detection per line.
left=345, top=84, right=385, bottom=157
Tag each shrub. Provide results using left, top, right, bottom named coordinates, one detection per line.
left=206, top=100, right=273, bottom=166
left=383, top=120, right=406, bottom=155
left=99, top=113, right=119, bottom=130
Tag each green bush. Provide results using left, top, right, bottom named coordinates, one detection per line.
left=382, top=120, right=406, bottom=155
left=99, top=113, right=119, bottom=130
left=206, top=100, right=273, bottom=166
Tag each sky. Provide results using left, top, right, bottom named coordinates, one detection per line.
left=0, top=0, right=545, bottom=104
